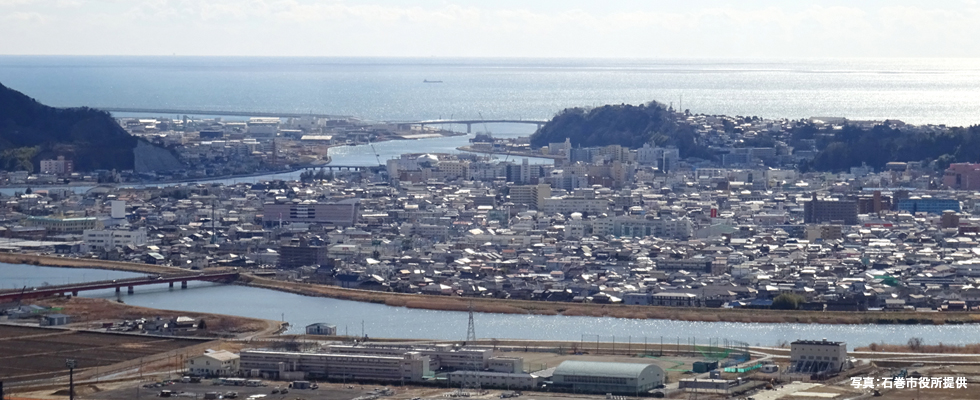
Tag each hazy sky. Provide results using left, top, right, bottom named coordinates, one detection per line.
left=3, top=0, right=980, bottom=57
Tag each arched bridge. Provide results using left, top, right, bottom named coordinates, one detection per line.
left=0, top=271, right=240, bottom=302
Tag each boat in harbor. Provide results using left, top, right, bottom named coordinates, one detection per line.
left=423, top=79, right=443, bottom=83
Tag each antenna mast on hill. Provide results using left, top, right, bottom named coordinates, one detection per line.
left=466, top=302, right=477, bottom=342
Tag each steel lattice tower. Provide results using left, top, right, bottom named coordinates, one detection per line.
left=466, top=303, right=477, bottom=342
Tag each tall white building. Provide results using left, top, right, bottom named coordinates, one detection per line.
left=636, top=144, right=679, bottom=172
left=110, top=200, right=126, bottom=219
left=82, top=228, right=147, bottom=252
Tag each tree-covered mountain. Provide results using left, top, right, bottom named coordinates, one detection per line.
left=0, top=82, right=173, bottom=172
left=529, top=101, right=713, bottom=159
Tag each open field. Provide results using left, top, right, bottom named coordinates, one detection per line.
left=33, top=296, right=281, bottom=337
left=0, top=324, right=207, bottom=383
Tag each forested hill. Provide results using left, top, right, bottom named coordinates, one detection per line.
left=800, top=123, right=980, bottom=172
left=0, top=82, right=144, bottom=172
left=529, top=102, right=713, bottom=159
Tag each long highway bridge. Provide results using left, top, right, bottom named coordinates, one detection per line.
left=0, top=271, right=240, bottom=302
left=412, top=119, right=550, bottom=133
left=100, top=107, right=550, bottom=133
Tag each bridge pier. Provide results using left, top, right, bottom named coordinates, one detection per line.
left=169, top=282, right=174, bottom=288
left=466, top=123, right=472, bottom=134
left=127, top=286, right=134, bottom=295
left=72, top=291, right=78, bottom=297
left=115, top=287, right=121, bottom=293
left=181, top=281, right=188, bottom=289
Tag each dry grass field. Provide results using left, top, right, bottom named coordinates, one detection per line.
left=0, top=325, right=206, bottom=383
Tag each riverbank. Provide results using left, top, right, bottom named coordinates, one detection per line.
left=10, top=254, right=980, bottom=326
left=238, top=274, right=980, bottom=325
left=34, top=296, right=281, bottom=338
left=0, top=253, right=196, bottom=275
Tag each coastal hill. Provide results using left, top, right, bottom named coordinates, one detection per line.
left=0, top=82, right=182, bottom=173
left=531, top=100, right=980, bottom=172
left=529, top=101, right=713, bottom=159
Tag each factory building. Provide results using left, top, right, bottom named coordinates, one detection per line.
left=240, top=350, right=429, bottom=382
left=551, top=361, right=665, bottom=394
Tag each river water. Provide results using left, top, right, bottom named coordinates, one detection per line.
left=0, top=130, right=548, bottom=196
left=1, top=262, right=975, bottom=350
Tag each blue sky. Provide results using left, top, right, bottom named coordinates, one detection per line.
left=2, top=0, right=979, bottom=57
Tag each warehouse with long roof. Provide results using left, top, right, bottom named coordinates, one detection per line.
left=551, top=360, right=665, bottom=394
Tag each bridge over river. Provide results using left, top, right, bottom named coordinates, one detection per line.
left=0, top=271, right=239, bottom=302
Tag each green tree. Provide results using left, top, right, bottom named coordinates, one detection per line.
left=771, top=293, right=805, bottom=310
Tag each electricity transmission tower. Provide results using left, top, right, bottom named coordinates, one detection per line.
left=466, top=303, right=477, bottom=342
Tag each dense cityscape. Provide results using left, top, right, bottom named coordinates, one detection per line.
left=2, top=108, right=980, bottom=398
left=4, top=1, right=980, bottom=398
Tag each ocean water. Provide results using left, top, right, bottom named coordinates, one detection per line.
left=1, top=56, right=979, bottom=127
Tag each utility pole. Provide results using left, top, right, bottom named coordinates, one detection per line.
left=65, top=359, right=76, bottom=400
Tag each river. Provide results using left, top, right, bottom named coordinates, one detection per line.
left=0, top=130, right=549, bottom=196
left=0, top=262, right=973, bottom=350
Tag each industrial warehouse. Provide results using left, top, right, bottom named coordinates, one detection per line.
left=551, top=360, right=666, bottom=394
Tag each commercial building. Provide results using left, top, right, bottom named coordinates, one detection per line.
left=25, top=216, right=103, bottom=233
left=943, top=163, right=980, bottom=190
left=39, top=156, right=74, bottom=175
left=896, top=197, right=960, bottom=214
left=187, top=350, right=241, bottom=377
left=263, top=198, right=359, bottom=227
left=803, top=195, right=858, bottom=225
left=247, top=118, right=280, bottom=137
left=789, top=339, right=848, bottom=374
left=541, top=197, right=610, bottom=215
left=636, top=145, right=679, bottom=172
left=551, top=361, right=665, bottom=394
left=82, top=228, right=147, bottom=252
left=240, top=350, right=430, bottom=382
left=278, top=242, right=330, bottom=268
left=508, top=183, right=551, bottom=210
left=805, top=225, right=843, bottom=242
